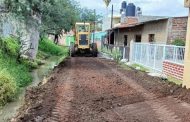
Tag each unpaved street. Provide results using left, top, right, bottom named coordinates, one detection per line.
left=15, top=57, right=190, bottom=122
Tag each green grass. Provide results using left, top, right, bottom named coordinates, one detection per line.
left=0, top=37, right=20, bottom=57
left=0, top=36, right=69, bottom=107
left=168, top=76, right=182, bottom=85
left=0, top=70, right=18, bottom=106
left=39, top=38, right=68, bottom=56
left=101, top=47, right=122, bottom=62
left=0, top=51, right=32, bottom=88
left=0, top=37, right=33, bottom=106
left=131, top=64, right=149, bottom=72
left=118, top=63, right=131, bottom=70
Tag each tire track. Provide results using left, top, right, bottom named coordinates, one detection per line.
left=98, top=58, right=182, bottom=122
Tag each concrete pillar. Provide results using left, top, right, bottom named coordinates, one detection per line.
left=129, top=40, right=134, bottom=63
left=183, top=8, right=190, bottom=88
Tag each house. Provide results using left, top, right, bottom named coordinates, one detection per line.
left=108, top=16, right=188, bottom=46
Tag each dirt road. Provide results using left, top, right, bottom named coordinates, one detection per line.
left=15, top=57, right=190, bottom=122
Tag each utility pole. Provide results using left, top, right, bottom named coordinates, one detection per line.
left=183, top=0, right=190, bottom=88
left=109, top=4, right=113, bottom=45
left=93, top=9, right=96, bottom=43
left=111, top=4, right=113, bottom=28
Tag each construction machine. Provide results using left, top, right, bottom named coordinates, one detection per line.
left=70, top=22, right=98, bottom=57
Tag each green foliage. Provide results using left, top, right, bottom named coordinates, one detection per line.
left=103, top=0, right=111, bottom=7
left=102, top=47, right=122, bottom=62
left=131, top=64, right=149, bottom=72
left=4, top=0, right=102, bottom=36
left=21, top=59, right=38, bottom=69
left=39, top=38, right=68, bottom=56
left=0, top=70, right=18, bottom=106
left=37, top=50, right=50, bottom=60
left=172, top=39, right=185, bottom=46
left=0, top=37, right=32, bottom=106
left=168, top=76, right=182, bottom=85
left=0, top=53, right=32, bottom=87
left=0, top=37, right=20, bottom=57
left=111, top=48, right=122, bottom=62
left=101, top=47, right=112, bottom=56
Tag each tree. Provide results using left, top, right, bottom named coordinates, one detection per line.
left=103, top=0, right=111, bottom=7
left=41, top=0, right=80, bottom=43
left=3, top=0, right=103, bottom=59
left=4, top=0, right=51, bottom=59
left=4, top=0, right=80, bottom=58
left=78, top=8, right=103, bottom=31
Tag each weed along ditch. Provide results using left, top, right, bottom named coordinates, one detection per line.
left=0, top=36, right=68, bottom=121
left=0, top=55, right=66, bottom=122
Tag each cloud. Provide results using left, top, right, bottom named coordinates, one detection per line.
left=76, top=0, right=188, bottom=16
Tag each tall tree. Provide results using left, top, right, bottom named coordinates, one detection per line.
left=4, top=0, right=80, bottom=58
left=103, top=0, right=111, bottom=7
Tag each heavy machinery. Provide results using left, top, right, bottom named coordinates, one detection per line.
left=70, top=22, right=98, bottom=57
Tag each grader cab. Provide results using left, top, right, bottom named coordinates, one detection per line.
left=70, top=22, right=98, bottom=57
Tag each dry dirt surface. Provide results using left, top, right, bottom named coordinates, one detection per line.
left=13, top=57, right=190, bottom=122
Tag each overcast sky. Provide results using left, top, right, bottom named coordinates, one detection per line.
left=76, top=0, right=189, bottom=17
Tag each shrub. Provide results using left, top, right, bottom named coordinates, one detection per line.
left=39, top=38, right=67, bottom=56
left=0, top=70, right=17, bottom=106
left=0, top=37, right=20, bottom=57
left=21, top=59, right=38, bottom=69
left=37, top=50, right=50, bottom=60
left=172, top=39, right=185, bottom=46
left=0, top=53, right=32, bottom=87
left=111, top=48, right=122, bottom=62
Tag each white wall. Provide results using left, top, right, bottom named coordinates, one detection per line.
left=114, top=19, right=169, bottom=46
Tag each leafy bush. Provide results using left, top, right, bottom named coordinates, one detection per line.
left=0, top=52, right=32, bottom=87
left=39, top=38, right=67, bottom=56
left=101, top=47, right=122, bottom=62
left=172, top=39, right=185, bottom=46
left=37, top=50, right=50, bottom=60
left=21, top=59, right=38, bottom=69
left=111, top=48, right=122, bottom=62
left=0, top=70, right=17, bottom=106
left=0, top=37, right=20, bottom=57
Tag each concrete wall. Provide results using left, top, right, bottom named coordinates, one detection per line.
left=0, top=11, right=41, bottom=59
left=114, top=26, right=143, bottom=46
left=167, top=17, right=188, bottom=44
left=141, top=19, right=168, bottom=44
left=114, top=19, right=168, bottom=46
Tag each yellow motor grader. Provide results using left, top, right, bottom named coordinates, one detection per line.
left=70, top=22, right=98, bottom=57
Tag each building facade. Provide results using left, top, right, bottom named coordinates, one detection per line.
left=109, top=16, right=188, bottom=46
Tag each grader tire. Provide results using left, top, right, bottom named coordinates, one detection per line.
left=70, top=43, right=75, bottom=57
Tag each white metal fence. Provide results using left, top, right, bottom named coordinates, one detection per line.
left=130, top=42, right=185, bottom=72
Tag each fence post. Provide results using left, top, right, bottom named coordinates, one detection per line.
left=123, top=46, right=126, bottom=59
left=153, top=45, right=157, bottom=71
left=140, top=44, right=143, bottom=63
left=146, top=44, right=149, bottom=66
left=163, top=46, right=166, bottom=61
left=175, top=47, right=178, bottom=62
left=129, top=40, right=134, bottom=63
left=173, top=46, right=176, bottom=62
